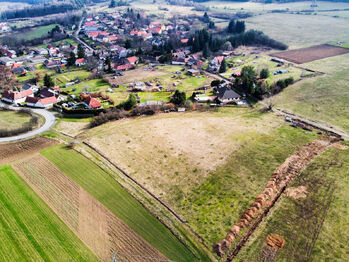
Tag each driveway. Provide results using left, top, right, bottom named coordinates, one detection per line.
left=0, top=101, right=56, bottom=143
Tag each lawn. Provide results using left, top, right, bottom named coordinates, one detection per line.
left=85, top=108, right=317, bottom=246
left=16, top=24, right=58, bottom=41
left=245, top=13, right=349, bottom=49
left=235, top=145, right=349, bottom=261
left=0, top=110, right=32, bottom=130
left=221, top=54, right=309, bottom=85
left=0, top=165, right=98, bottom=262
left=273, top=53, right=349, bottom=133
left=41, top=145, right=203, bottom=262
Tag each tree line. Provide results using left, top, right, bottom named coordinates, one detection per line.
left=1, top=3, right=78, bottom=20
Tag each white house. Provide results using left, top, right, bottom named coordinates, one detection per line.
left=2, top=89, right=34, bottom=104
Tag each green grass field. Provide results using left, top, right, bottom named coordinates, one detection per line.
left=273, top=53, right=349, bottom=133
left=0, top=165, right=98, bottom=262
left=222, top=55, right=309, bottom=85
left=179, top=123, right=317, bottom=245
left=245, top=13, right=349, bottom=49
left=17, top=24, right=58, bottom=41
left=235, top=145, right=349, bottom=261
left=85, top=108, right=318, bottom=247
left=41, top=145, right=204, bottom=262
left=0, top=110, right=31, bottom=129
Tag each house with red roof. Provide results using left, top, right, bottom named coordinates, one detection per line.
left=116, top=64, right=134, bottom=71
left=25, top=96, right=57, bottom=108
left=126, top=56, right=139, bottom=65
left=84, top=97, right=101, bottom=109
left=2, top=89, right=33, bottom=104
left=75, top=58, right=86, bottom=66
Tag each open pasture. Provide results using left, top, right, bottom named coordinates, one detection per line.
left=273, top=53, right=349, bottom=133
left=0, top=110, right=32, bottom=130
left=0, top=165, right=98, bottom=262
left=245, top=13, right=349, bottom=49
left=235, top=145, right=349, bottom=262
left=271, top=44, right=349, bottom=64
left=15, top=24, right=58, bottom=40
left=85, top=108, right=317, bottom=245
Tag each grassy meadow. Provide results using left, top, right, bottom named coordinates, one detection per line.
left=0, top=110, right=32, bottom=130
left=41, top=145, right=204, bottom=262
left=245, top=13, right=349, bottom=49
left=273, top=53, right=349, bottom=133
left=85, top=108, right=318, bottom=245
left=17, top=24, right=58, bottom=41
left=0, top=165, right=98, bottom=262
left=235, top=145, right=349, bottom=262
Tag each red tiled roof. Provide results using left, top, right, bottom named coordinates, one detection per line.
left=127, top=56, right=139, bottom=64
left=85, top=97, right=101, bottom=108
left=3, top=89, right=33, bottom=100
left=76, top=58, right=85, bottom=64
left=116, top=64, right=134, bottom=71
left=181, top=39, right=189, bottom=44
left=39, top=96, right=57, bottom=105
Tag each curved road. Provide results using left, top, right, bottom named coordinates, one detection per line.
left=0, top=101, right=56, bottom=143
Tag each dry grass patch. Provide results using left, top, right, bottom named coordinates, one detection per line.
left=86, top=110, right=282, bottom=203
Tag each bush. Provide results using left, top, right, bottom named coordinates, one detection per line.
left=260, top=68, right=270, bottom=79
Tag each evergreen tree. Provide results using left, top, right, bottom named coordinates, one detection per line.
left=235, top=21, right=246, bottom=34
left=125, top=39, right=132, bottom=49
left=240, top=66, right=257, bottom=94
left=137, top=13, right=141, bottom=19
left=67, top=52, right=76, bottom=66
left=208, top=21, right=215, bottom=29
left=260, top=68, right=270, bottom=79
left=170, top=90, right=186, bottom=105
left=219, top=58, right=227, bottom=73
left=77, top=44, right=85, bottom=59
left=109, top=0, right=116, bottom=8
left=227, top=19, right=236, bottom=33
left=202, top=43, right=210, bottom=58
left=123, top=93, right=137, bottom=110
left=43, top=74, right=54, bottom=88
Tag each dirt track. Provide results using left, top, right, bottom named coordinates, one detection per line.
left=271, top=44, right=349, bottom=64
left=13, top=154, right=168, bottom=262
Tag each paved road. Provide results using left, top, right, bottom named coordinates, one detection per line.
left=0, top=101, right=56, bottom=143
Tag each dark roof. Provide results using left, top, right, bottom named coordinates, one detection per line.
left=217, top=86, right=240, bottom=100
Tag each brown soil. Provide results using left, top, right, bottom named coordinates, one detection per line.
left=13, top=154, right=167, bottom=262
left=333, top=142, right=349, bottom=150
left=285, top=186, right=308, bottom=199
left=213, top=136, right=338, bottom=259
left=271, top=44, right=349, bottom=64
left=0, top=137, right=57, bottom=165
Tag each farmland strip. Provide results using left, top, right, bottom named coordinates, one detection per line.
left=13, top=154, right=168, bottom=262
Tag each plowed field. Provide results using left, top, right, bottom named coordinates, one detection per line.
left=271, top=44, right=349, bottom=64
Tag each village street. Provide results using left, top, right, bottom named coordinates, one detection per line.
left=0, top=101, right=56, bottom=143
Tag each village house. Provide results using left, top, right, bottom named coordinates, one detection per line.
left=25, top=96, right=57, bottom=108
left=0, top=57, right=14, bottom=66
left=2, top=89, right=34, bottom=104
left=84, top=96, right=102, bottom=109
left=209, top=56, right=224, bottom=72
left=188, top=69, right=200, bottom=76
left=126, top=56, right=139, bottom=65
left=75, top=58, right=86, bottom=67
left=215, top=85, right=241, bottom=104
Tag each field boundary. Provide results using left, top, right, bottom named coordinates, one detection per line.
left=81, top=141, right=212, bottom=259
